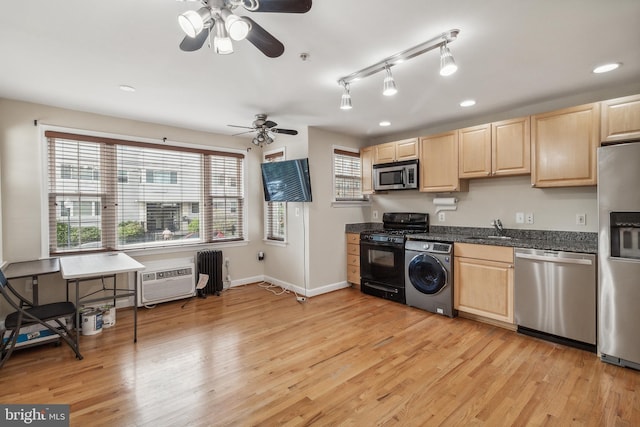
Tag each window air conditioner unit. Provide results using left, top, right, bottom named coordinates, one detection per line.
left=137, top=258, right=195, bottom=306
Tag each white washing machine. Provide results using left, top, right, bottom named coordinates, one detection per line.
left=405, top=239, right=456, bottom=317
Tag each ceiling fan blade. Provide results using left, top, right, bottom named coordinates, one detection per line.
left=179, top=29, right=209, bottom=52
left=264, top=120, right=278, bottom=128
left=273, top=128, right=298, bottom=136
left=231, top=130, right=255, bottom=136
left=253, top=0, right=312, bottom=13
left=244, top=17, right=285, bottom=58
left=228, top=124, right=254, bottom=129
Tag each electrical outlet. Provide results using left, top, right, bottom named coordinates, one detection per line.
left=525, top=213, right=534, bottom=224
left=438, top=212, right=446, bottom=222
left=295, top=207, right=300, bottom=217
left=515, top=212, right=525, bottom=224
left=576, top=213, right=586, bottom=226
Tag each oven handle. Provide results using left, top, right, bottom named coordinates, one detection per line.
left=360, top=241, right=402, bottom=250
left=364, top=282, right=399, bottom=294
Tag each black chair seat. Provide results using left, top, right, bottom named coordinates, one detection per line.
left=5, top=302, right=76, bottom=329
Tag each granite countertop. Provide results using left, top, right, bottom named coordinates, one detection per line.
left=345, top=223, right=598, bottom=254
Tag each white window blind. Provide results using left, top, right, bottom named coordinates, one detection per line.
left=264, top=150, right=285, bottom=241
left=333, top=148, right=365, bottom=201
left=46, top=131, right=245, bottom=254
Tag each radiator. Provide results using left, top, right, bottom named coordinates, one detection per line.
left=196, top=250, right=223, bottom=296
left=137, top=258, right=195, bottom=306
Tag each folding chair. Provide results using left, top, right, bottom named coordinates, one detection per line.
left=0, top=270, right=82, bottom=368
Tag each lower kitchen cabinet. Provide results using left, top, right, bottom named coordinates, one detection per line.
left=346, top=233, right=360, bottom=287
left=454, top=243, right=514, bottom=327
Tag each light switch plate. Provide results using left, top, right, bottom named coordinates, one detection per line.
left=515, top=212, right=525, bottom=224
left=576, top=213, right=586, bottom=226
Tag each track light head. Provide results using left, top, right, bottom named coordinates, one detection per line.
left=340, top=82, right=353, bottom=110
left=439, top=43, right=458, bottom=76
left=382, top=66, right=398, bottom=96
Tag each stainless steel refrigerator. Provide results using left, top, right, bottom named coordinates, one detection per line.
left=598, top=141, right=640, bottom=369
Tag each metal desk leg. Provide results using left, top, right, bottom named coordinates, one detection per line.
left=31, top=275, right=39, bottom=306
left=74, top=278, right=80, bottom=354
left=134, top=272, right=138, bottom=343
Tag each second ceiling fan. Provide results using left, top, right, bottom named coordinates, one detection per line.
left=177, top=0, right=312, bottom=58
left=229, top=114, right=298, bottom=146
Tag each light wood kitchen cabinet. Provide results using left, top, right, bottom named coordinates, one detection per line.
left=419, top=131, right=468, bottom=192
left=531, top=102, right=600, bottom=187
left=454, top=243, right=514, bottom=326
left=360, top=146, right=374, bottom=195
left=601, top=94, right=640, bottom=143
left=374, top=138, right=419, bottom=164
left=346, top=232, right=360, bottom=287
left=458, top=117, right=531, bottom=178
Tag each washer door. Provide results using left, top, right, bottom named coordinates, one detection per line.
left=407, top=253, right=447, bottom=295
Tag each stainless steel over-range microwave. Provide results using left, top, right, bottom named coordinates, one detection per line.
left=373, top=159, right=419, bottom=191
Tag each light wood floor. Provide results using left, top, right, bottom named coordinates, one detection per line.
left=1, top=283, right=639, bottom=426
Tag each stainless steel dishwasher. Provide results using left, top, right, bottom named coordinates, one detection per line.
left=514, top=248, right=596, bottom=351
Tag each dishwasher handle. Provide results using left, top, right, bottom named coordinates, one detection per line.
left=515, top=252, right=593, bottom=266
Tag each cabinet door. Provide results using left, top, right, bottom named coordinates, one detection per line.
left=492, top=116, right=531, bottom=176
left=374, top=142, right=396, bottom=164
left=454, top=256, right=514, bottom=324
left=601, top=94, right=640, bottom=143
left=459, top=124, right=492, bottom=178
left=360, top=146, right=374, bottom=194
left=531, top=103, right=600, bottom=187
left=395, top=138, right=419, bottom=161
left=419, top=131, right=468, bottom=192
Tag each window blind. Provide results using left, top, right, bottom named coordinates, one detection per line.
left=46, top=131, right=244, bottom=254
left=333, top=148, right=365, bottom=201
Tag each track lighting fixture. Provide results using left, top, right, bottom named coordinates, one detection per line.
left=382, top=65, right=398, bottom=96
left=337, top=29, right=460, bottom=109
left=340, top=82, right=353, bottom=110
left=439, top=42, right=458, bottom=76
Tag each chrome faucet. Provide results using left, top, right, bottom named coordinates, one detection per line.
left=492, top=219, right=504, bottom=236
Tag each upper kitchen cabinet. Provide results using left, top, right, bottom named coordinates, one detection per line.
left=601, top=94, right=640, bottom=144
left=531, top=103, right=600, bottom=187
left=419, top=131, right=468, bottom=192
left=374, top=138, right=419, bottom=164
left=458, top=117, right=531, bottom=178
left=360, top=146, right=374, bottom=195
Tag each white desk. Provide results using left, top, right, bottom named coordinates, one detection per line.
left=59, top=253, right=145, bottom=345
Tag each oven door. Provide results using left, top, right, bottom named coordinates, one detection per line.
left=360, top=240, right=405, bottom=286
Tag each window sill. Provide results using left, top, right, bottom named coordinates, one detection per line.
left=263, top=239, right=287, bottom=247
left=331, top=200, right=371, bottom=208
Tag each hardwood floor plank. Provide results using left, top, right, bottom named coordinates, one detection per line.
left=1, top=284, right=639, bottom=426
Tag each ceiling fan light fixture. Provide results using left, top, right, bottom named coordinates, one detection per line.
left=223, top=12, right=251, bottom=41
left=439, top=43, right=458, bottom=76
left=178, top=7, right=212, bottom=38
left=382, top=66, right=398, bottom=96
left=213, top=17, right=234, bottom=54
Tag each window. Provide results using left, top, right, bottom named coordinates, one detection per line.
left=46, top=130, right=245, bottom=254
left=333, top=147, right=366, bottom=201
left=263, top=149, right=286, bottom=242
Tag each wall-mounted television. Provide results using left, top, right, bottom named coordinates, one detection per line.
left=260, top=158, right=313, bottom=202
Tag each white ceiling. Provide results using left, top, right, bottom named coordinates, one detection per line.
left=1, top=0, right=639, bottom=141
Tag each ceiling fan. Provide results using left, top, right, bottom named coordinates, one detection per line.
left=229, top=114, right=298, bottom=146
left=177, top=0, right=312, bottom=58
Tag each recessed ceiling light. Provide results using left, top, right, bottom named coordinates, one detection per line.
left=460, top=99, right=476, bottom=107
left=119, top=85, right=136, bottom=92
left=379, top=121, right=391, bottom=127
left=593, top=63, right=621, bottom=74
